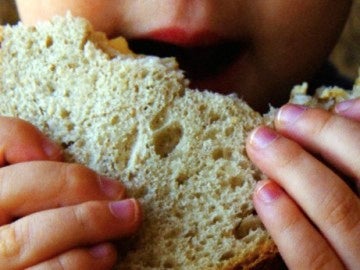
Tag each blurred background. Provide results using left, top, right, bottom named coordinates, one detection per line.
left=1, top=0, right=359, bottom=82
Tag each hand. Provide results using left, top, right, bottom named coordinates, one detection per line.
left=0, top=117, right=142, bottom=270
left=246, top=101, right=360, bottom=269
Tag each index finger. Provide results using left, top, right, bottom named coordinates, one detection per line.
left=275, top=104, right=360, bottom=188
left=0, top=199, right=141, bottom=269
left=246, top=126, right=360, bottom=269
left=0, top=162, right=126, bottom=218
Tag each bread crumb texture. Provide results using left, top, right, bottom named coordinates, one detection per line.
left=0, top=15, right=277, bottom=269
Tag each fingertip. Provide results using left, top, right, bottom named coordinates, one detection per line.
left=335, top=98, right=360, bottom=120
left=253, top=180, right=284, bottom=205
left=89, top=243, right=117, bottom=263
left=109, top=199, right=142, bottom=235
left=98, top=176, right=127, bottom=199
left=0, top=117, right=64, bottom=163
left=41, top=137, right=64, bottom=161
left=275, top=103, right=308, bottom=128
left=247, top=126, right=279, bottom=150
left=334, top=98, right=356, bottom=114
left=87, top=243, right=118, bottom=270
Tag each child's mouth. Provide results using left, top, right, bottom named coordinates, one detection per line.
left=128, top=39, right=247, bottom=83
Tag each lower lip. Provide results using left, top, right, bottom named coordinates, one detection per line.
left=146, top=28, right=221, bottom=47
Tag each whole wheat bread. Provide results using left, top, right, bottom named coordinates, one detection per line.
left=1, top=14, right=357, bottom=270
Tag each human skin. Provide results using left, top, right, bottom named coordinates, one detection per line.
left=2, top=0, right=358, bottom=269
left=247, top=103, right=360, bottom=269
left=17, top=0, right=351, bottom=112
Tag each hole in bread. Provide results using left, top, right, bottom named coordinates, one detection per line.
left=233, top=215, right=263, bottom=240
left=209, top=111, right=221, bottom=124
left=163, top=260, right=175, bottom=268
left=225, top=126, right=234, bottom=137
left=204, top=129, right=218, bottom=140
left=48, top=64, right=56, bottom=72
left=66, top=63, right=78, bottom=69
left=45, top=35, right=53, bottom=48
left=61, top=141, right=74, bottom=149
left=212, top=148, right=233, bottom=160
left=131, top=185, right=148, bottom=198
left=198, top=104, right=207, bottom=112
left=110, top=115, right=119, bottom=125
left=153, top=122, right=183, bottom=158
left=184, top=228, right=197, bottom=238
left=237, top=204, right=254, bottom=217
left=229, top=176, right=244, bottom=189
left=175, top=173, right=189, bottom=186
left=60, top=108, right=70, bottom=118
left=66, top=123, right=74, bottom=131
left=211, top=215, right=222, bottom=224
left=186, top=251, right=195, bottom=260
left=174, top=210, right=184, bottom=219
left=164, top=228, right=180, bottom=238
left=220, top=251, right=235, bottom=261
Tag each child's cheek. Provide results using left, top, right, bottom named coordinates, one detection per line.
left=16, top=0, right=117, bottom=35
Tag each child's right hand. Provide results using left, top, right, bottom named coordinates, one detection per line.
left=0, top=117, right=142, bottom=270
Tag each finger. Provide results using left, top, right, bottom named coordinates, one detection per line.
left=27, top=243, right=117, bottom=270
left=0, top=199, right=141, bottom=269
left=253, top=180, right=344, bottom=269
left=335, top=97, right=360, bottom=120
left=0, top=117, right=63, bottom=165
left=0, top=162, right=126, bottom=218
left=246, top=126, right=360, bottom=269
left=0, top=212, right=11, bottom=227
left=275, top=103, right=360, bottom=188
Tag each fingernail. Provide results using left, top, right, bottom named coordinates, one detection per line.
left=255, top=180, right=284, bottom=203
left=98, top=176, right=125, bottom=199
left=277, top=104, right=307, bottom=125
left=335, top=99, right=356, bottom=114
left=41, top=138, right=63, bottom=159
left=89, top=243, right=114, bottom=258
left=109, top=199, right=137, bottom=222
left=249, top=126, right=279, bottom=149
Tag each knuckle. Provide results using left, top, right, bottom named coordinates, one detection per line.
left=72, top=202, right=103, bottom=235
left=278, top=212, right=303, bottom=237
left=63, top=163, right=97, bottom=193
left=308, top=111, right=336, bottom=138
left=308, top=250, right=336, bottom=270
left=275, top=140, right=305, bottom=169
left=6, top=117, right=35, bottom=136
left=28, top=256, right=67, bottom=270
left=323, top=193, right=360, bottom=233
left=0, top=170, right=7, bottom=201
left=0, top=224, right=22, bottom=259
left=52, top=256, right=67, bottom=270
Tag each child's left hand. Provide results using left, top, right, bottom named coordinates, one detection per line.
left=246, top=100, right=360, bottom=270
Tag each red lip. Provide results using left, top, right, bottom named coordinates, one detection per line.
left=145, top=27, right=221, bottom=47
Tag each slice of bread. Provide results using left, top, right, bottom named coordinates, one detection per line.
left=0, top=14, right=279, bottom=269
